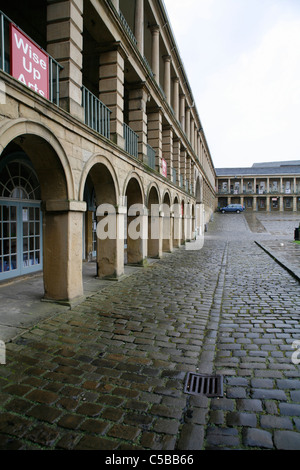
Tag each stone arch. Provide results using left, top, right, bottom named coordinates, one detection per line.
left=0, top=119, right=74, bottom=200
left=124, top=175, right=146, bottom=265
left=0, top=121, right=82, bottom=303
left=147, top=184, right=160, bottom=258
left=162, top=190, right=172, bottom=253
left=80, top=157, right=121, bottom=279
left=173, top=194, right=181, bottom=247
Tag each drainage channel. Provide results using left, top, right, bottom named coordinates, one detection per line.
left=176, top=242, right=229, bottom=450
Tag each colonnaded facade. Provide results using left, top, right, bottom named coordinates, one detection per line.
left=216, top=161, right=300, bottom=212
left=0, top=0, right=216, bottom=304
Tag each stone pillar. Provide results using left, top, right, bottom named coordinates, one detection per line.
left=173, top=138, right=181, bottom=185
left=186, top=155, right=192, bottom=192
left=266, top=197, right=270, bottom=212
left=173, top=204, right=181, bottom=247
left=163, top=55, right=171, bottom=104
left=148, top=206, right=162, bottom=258
left=43, top=200, right=86, bottom=305
left=127, top=208, right=148, bottom=265
left=161, top=206, right=172, bottom=253
left=180, top=148, right=187, bottom=188
left=279, top=196, right=283, bottom=212
left=185, top=107, right=190, bottom=141
left=180, top=94, right=186, bottom=131
left=293, top=196, right=297, bottom=212
left=147, top=108, right=163, bottom=171
left=135, top=0, right=144, bottom=56
left=172, top=77, right=179, bottom=121
left=162, top=126, right=173, bottom=180
left=128, top=84, right=148, bottom=162
left=96, top=205, right=125, bottom=279
left=99, top=46, right=125, bottom=149
left=151, top=25, right=160, bottom=80
left=47, top=0, right=84, bottom=120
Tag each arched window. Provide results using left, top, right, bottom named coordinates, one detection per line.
left=0, top=159, right=41, bottom=200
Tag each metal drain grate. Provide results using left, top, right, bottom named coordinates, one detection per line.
left=184, top=372, right=223, bottom=397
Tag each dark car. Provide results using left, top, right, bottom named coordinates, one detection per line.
left=220, top=204, right=245, bottom=214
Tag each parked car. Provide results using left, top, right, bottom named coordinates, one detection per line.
left=220, top=204, right=245, bottom=214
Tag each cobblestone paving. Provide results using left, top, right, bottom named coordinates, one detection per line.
left=0, top=213, right=299, bottom=450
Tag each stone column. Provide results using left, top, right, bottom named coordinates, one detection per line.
left=185, top=107, right=190, bottom=141
left=293, top=196, right=297, bottom=212
left=96, top=204, right=125, bottom=279
left=147, top=108, right=163, bottom=171
left=162, top=126, right=173, bottom=180
left=99, top=45, right=126, bottom=149
left=173, top=138, right=181, bottom=185
left=43, top=200, right=86, bottom=305
left=148, top=205, right=162, bottom=258
left=151, top=25, right=160, bottom=80
left=47, top=0, right=84, bottom=120
left=135, top=0, right=144, bottom=56
left=180, top=94, right=186, bottom=131
left=127, top=207, right=148, bottom=265
left=163, top=55, right=171, bottom=104
left=180, top=148, right=187, bottom=188
left=172, top=77, right=179, bottom=121
left=128, top=84, right=148, bottom=162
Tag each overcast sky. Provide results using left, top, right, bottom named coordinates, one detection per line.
left=163, top=0, right=300, bottom=169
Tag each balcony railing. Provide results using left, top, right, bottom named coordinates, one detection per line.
left=82, top=86, right=111, bottom=139
left=147, top=143, right=156, bottom=170
left=0, top=10, right=62, bottom=106
left=124, top=123, right=138, bottom=158
left=119, top=11, right=137, bottom=47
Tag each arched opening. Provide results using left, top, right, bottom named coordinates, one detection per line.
left=162, top=191, right=172, bottom=253
left=195, top=176, right=203, bottom=236
left=181, top=200, right=185, bottom=244
left=82, top=161, right=119, bottom=279
left=0, top=151, right=42, bottom=279
left=173, top=196, right=181, bottom=248
left=0, top=134, right=82, bottom=303
left=147, top=185, right=160, bottom=258
left=125, top=176, right=146, bottom=265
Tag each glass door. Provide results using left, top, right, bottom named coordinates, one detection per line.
left=0, top=201, right=42, bottom=280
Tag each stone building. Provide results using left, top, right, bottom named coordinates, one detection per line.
left=216, top=161, right=300, bottom=212
left=0, top=0, right=216, bottom=304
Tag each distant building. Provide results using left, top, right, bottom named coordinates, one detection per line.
left=216, top=161, right=300, bottom=212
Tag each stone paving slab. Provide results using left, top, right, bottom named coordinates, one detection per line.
left=255, top=240, right=300, bottom=282
left=0, top=213, right=299, bottom=451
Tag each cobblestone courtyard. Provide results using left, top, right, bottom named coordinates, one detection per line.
left=0, top=212, right=300, bottom=450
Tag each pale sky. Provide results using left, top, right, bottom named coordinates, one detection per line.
left=163, top=0, right=300, bottom=169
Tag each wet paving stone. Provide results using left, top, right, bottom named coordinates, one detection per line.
left=0, top=213, right=300, bottom=450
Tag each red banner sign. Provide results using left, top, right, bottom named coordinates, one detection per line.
left=162, top=158, right=167, bottom=178
left=10, top=24, right=49, bottom=99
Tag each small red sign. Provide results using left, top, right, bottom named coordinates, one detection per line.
left=10, top=23, right=49, bottom=99
left=162, top=158, right=167, bottom=178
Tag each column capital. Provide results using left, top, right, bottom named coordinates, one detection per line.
left=150, top=24, right=160, bottom=34
left=163, top=54, right=171, bottom=62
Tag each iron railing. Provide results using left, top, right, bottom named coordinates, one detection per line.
left=82, top=86, right=111, bottom=139
left=0, top=10, right=62, bottom=106
left=124, top=123, right=138, bottom=158
left=147, top=143, right=156, bottom=169
left=119, top=11, right=137, bottom=47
